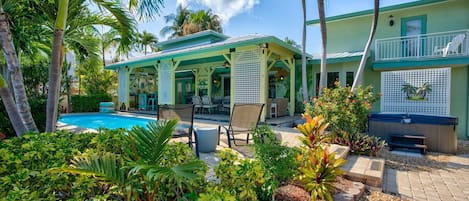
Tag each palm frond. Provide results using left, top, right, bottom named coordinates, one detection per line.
left=50, top=152, right=127, bottom=185
left=128, top=119, right=177, bottom=163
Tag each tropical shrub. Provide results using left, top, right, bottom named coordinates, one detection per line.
left=252, top=125, right=299, bottom=200
left=0, top=130, right=122, bottom=200
left=307, top=83, right=380, bottom=135
left=214, top=149, right=265, bottom=201
left=307, top=83, right=385, bottom=155
left=71, top=93, right=112, bottom=112
left=296, top=114, right=346, bottom=201
left=55, top=119, right=207, bottom=201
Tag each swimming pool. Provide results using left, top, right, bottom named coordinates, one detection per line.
left=59, top=113, right=156, bottom=130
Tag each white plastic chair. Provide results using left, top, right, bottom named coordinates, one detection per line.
left=434, top=34, right=466, bottom=57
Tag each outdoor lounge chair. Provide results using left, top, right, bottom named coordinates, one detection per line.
left=201, top=95, right=217, bottom=114
left=157, top=104, right=199, bottom=157
left=192, top=96, right=203, bottom=114
left=220, top=103, right=264, bottom=147
left=434, top=33, right=466, bottom=57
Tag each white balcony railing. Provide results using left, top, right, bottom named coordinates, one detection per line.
left=375, top=30, right=469, bottom=61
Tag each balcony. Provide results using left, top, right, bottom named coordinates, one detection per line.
left=375, top=30, right=469, bottom=62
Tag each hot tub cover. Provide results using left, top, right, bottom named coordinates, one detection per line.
left=369, top=113, right=458, bottom=126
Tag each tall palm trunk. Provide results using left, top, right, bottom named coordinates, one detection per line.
left=317, top=0, right=327, bottom=95
left=46, top=0, right=69, bottom=132
left=301, top=0, right=308, bottom=102
left=0, top=4, right=38, bottom=132
left=351, top=0, right=380, bottom=91
left=0, top=76, right=27, bottom=136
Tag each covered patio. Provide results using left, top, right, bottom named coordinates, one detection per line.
left=105, top=30, right=306, bottom=121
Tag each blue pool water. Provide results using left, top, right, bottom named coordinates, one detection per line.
left=59, top=114, right=156, bottom=130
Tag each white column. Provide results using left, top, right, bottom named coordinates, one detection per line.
left=117, top=67, right=130, bottom=110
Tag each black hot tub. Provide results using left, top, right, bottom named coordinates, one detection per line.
left=368, top=113, right=458, bottom=154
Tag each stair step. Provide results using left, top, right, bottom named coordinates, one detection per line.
left=390, top=134, right=426, bottom=140
left=389, top=142, right=427, bottom=149
left=341, top=155, right=385, bottom=188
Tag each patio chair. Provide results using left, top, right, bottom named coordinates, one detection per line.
left=201, top=95, right=217, bottom=114
left=220, top=103, right=264, bottom=147
left=222, top=96, right=230, bottom=113
left=434, top=33, right=466, bottom=57
left=157, top=104, right=199, bottom=157
left=192, top=96, right=203, bottom=114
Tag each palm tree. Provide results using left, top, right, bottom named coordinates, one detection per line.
left=0, top=3, right=39, bottom=132
left=54, top=119, right=205, bottom=200
left=351, top=0, right=379, bottom=91
left=138, top=31, right=158, bottom=55
left=317, top=0, right=327, bottom=95
left=301, top=0, right=308, bottom=103
left=183, top=9, right=223, bottom=35
left=160, top=5, right=191, bottom=38
left=416, top=82, right=432, bottom=98
left=0, top=75, right=27, bottom=136
left=401, top=82, right=416, bottom=98
left=47, top=0, right=162, bottom=132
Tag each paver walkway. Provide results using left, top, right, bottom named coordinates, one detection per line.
left=383, top=154, right=469, bottom=201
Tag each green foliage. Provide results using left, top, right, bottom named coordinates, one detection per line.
left=306, top=83, right=385, bottom=155
left=297, top=146, right=346, bottom=201
left=199, top=186, right=236, bottom=201
left=335, top=132, right=386, bottom=156
left=307, top=83, right=380, bottom=135
left=296, top=114, right=346, bottom=201
left=56, top=120, right=207, bottom=200
left=0, top=130, right=125, bottom=200
left=215, top=149, right=265, bottom=201
left=0, top=95, right=47, bottom=137
left=71, top=94, right=112, bottom=112
left=252, top=125, right=299, bottom=201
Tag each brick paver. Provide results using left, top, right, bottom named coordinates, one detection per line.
left=384, top=154, right=469, bottom=200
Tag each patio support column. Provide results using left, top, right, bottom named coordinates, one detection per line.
left=289, top=58, right=296, bottom=116
left=158, top=60, right=178, bottom=105
left=170, top=59, right=180, bottom=104
left=282, top=58, right=296, bottom=116
left=260, top=47, right=269, bottom=121
left=117, top=66, right=130, bottom=110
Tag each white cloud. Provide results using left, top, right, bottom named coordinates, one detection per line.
left=176, top=0, right=260, bottom=24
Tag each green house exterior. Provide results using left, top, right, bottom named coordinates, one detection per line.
left=105, top=30, right=306, bottom=121
left=308, top=0, right=469, bottom=139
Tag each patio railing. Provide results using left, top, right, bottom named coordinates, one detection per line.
left=375, top=29, right=469, bottom=61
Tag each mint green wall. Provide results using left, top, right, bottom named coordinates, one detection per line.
left=310, top=61, right=358, bottom=90
left=326, top=0, right=469, bottom=53
left=450, top=66, right=468, bottom=139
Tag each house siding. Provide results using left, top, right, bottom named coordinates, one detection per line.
left=313, top=0, right=469, bottom=139
left=326, top=0, right=469, bottom=53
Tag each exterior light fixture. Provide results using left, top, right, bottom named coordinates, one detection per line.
left=389, top=15, right=394, bottom=27
left=223, top=61, right=231, bottom=68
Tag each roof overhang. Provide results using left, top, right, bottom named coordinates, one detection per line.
left=307, top=0, right=447, bottom=25
left=105, top=35, right=309, bottom=70
left=308, top=51, right=366, bottom=64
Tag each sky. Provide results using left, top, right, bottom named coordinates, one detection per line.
left=137, top=0, right=418, bottom=54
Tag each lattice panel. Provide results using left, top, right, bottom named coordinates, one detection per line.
left=234, top=49, right=261, bottom=104
left=118, top=68, right=129, bottom=104
left=158, top=62, right=171, bottom=104
left=381, top=68, right=451, bottom=115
